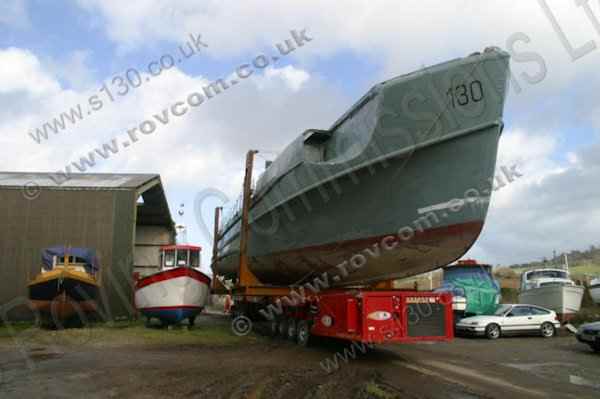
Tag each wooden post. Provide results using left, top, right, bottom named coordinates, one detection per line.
left=238, top=150, right=261, bottom=287
left=211, top=206, right=224, bottom=291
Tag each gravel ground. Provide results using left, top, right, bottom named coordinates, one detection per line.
left=0, top=314, right=598, bottom=398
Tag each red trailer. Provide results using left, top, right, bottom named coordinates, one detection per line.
left=211, top=151, right=454, bottom=346
left=307, top=290, right=453, bottom=344
left=231, top=289, right=453, bottom=346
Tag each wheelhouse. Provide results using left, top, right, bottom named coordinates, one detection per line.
left=41, top=246, right=99, bottom=277
left=520, top=268, right=573, bottom=290
left=51, top=255, right=90, bottom=273
left=160, top=245, right=201, bottom=270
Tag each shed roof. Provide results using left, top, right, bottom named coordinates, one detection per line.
left=0, top=172, right=158, bottom=190
left=0, top=171, right=174, bottom=227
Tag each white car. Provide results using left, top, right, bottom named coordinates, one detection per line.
left=456, top=304, right=560, bottom=339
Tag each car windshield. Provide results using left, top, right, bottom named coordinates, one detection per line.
left=494, top=304, right=512, bottom=316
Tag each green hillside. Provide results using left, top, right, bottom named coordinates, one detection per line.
left=508, top=245, right=600, bottom=279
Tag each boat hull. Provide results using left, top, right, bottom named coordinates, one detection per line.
left=28, top=275, right=99, bottom=322
left=215, top=48, right=510, bottom=286
left=518, top=285, right=584, bottom=320
left=218, top=128, right=500, bottom=285
left=135, top=268, right=210, bottom=324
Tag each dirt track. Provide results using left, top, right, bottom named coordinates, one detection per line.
left=1, top=314, right=598, bottom=398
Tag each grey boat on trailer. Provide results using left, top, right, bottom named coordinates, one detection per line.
left=213, top=47, right=510, bottom=287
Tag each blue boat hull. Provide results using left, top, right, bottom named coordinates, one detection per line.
left=140, top=307, right=203, bottom=324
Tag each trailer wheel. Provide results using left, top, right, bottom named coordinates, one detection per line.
left=296, top=320, right=311, bottom=347
left=278, top=318, right=288, bottom=338
left=269, top=319, right=279, bottom=337
left=287, top=318, right=297, bottom=341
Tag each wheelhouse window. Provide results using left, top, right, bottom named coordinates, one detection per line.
left=164, top=250, right=175, bottom=267
left=177, top=249, right=188, bottom=267
left=528, top=270, right=568, bottom=280
left=56, top=255, right=85, bottom=265
left=190, top=250, right=200, bottom=268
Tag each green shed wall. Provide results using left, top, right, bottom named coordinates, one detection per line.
left=0, top=188, right=137, bottom=321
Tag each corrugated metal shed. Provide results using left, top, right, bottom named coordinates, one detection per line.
left=0, top=172, right=175, bottom=321
left=0, top=172, right=158, bottom=189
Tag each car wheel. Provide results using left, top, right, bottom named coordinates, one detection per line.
left=591, top=342, right=600, bottom=353
left=540, top=322, right=555, bottom=338
left=485, top=323, right=501, bottom=340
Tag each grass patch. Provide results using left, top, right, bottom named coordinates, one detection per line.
left=511, top=262, right=600, bottom=279
left=0, top=322, right=37, bottom=339
left=360, top=381, right=399, bottom=399
left=0, top=319, right=258, bottom=348
left=570, top=262, right=600, bottom=276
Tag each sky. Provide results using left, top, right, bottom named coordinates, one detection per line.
left=1, top=0, right=600, bottom=273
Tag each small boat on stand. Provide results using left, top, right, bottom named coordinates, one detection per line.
left=436, top=259, right=500, bottom=322
left=135, top=244, right=211, bottom=327
left=518, top=268, right=584, bottom=322
left=28, top=247, right=100, bottom=327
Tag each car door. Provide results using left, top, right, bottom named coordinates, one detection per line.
left=529, top=306, right=553, bottom=326
left=503, top=306, right=535, bottom=334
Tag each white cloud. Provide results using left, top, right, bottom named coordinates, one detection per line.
left=467, top=133, right=600, bottom=265
left=69, top=1, right=600, bottom=148
left=73, top=1, right=600, bottom=74
left=264, top=66, right=310, bottom=92
left=566, top=151, right=579, bottom=165
left=0, top=48, right=60, bottom=95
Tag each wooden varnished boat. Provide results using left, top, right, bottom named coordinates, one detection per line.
left=28, top=247, right=100, bottom=326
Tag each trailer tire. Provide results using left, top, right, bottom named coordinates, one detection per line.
left=287, top=318, right=297, bottom=341
left=278, top=318, right=288, bottom=338
left=296, top=320, right=312, bottom=347
left=269, top=319, right=279, bottom=337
